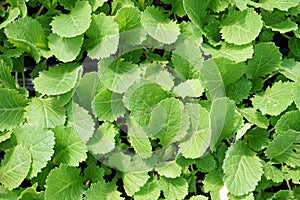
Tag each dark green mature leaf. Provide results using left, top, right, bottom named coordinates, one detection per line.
left=246, top=43, right=281, bottom=79
left=45, top=165, right=84, bottom=200
left=226, top=76, right=252, bottom=104
left=223, top=141, right=263, bottom=196
left=0, top=58, right=16, bottom=89
left=202, top=169, right=224, bottom=200
left=289, top=37, right=300, bottom=57
left=51, top=1, right=92, bottom=38
left=0, top=145, right=31, bottom=190
left=183, top=0, right=208, bottom=31
left=265, top=130, right=300, bottom=167
left=275, top=110, right=300, bottom=135
left=0, top=88, right=27, bottom=132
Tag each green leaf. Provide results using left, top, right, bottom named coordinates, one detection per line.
left=222, top=141, right=263, bottom=196
left=143, top=63, right=175, bottom=91
left=53, top=126, right=87, bottom=166
left=265, top=130, right=300, bottom=167
left=48, top=34, right=83, bottom=62
left=83, top=164, right=105, bottom=184
left=92, top=88, right=125, bottom=122
left=33, top=63, right=82, bottom=95
left=264, top=163, right=285, bottom=183
left=123, top=172, right=150, bottom=196
left=246, top=43, right=281, bottom=79
left=0, top=58, right=16, bottom=89
left=156, top=161, right=182, bottom=178
left=202, top=170, right=224, bottom=200
left=249, top=0, right=299, bottom=11
left=173, top=79, right=204, bottom=98
left=294, top=81, right=300, bottom=111
left=208, top=0, right=229, bottom=13
left=252, top=81, right=294, bottom=116
left=4, top=17, right=47, bottom=61
left=87, top=122, right=118, bottom=155
left=115, top=6, right=146, bottom=45
left=86, top=13, right=119, bottom=59
left=51, top=1, right=92, bottom=37
left=85, top=182, right=123, bottom=200
left=0, top=131, right=12, bottom=143
left=183, top=0, right=207, bottom=31
left=18, top=186, right=44, bottom=200
left=221, top=8, right=263, bottom=45
left=226, top=76, right=252, bottom=104
left=202, top=43, right=254, bottom=63
left=134, top=179, right=161, bottom=200
left=127, top=117, right=152, bottom=158
left=244, top=128, right=269, bottom=152
left=98, top=59, right=141, bottom=93
left=125, top=82, right=170, bottom=126
left=66, top=102, right=95, bottom=143
left=231, top=0, right=249, bottom=10
left=160, top=176, right=188, bottom=200
left=215, top=58, right=246, bottom=86
left=289, top=37, right=300, bottom=57
left=179, top=104, right=210, bottom=159
left=151, top=98, right=184, bottom=146
left=239, top=108, right=269, bottom=129
left=45, top=165, right=84, bottom=200
left=0, top=7, right=20, bottom=33
left=0, top=145, right=31, bottom=190
left=141, top=6, right=180, bottom=44
left=24, top=98, right=66, bottom=128
left=75, top=72, right=103, bottom=111
left=13, top=124, right=55, bottom=178
left=275, top=111, right=300, bottom=135
left=279, top=59, right=300, bottom=81
left=0, top=88, right=27, bottom=132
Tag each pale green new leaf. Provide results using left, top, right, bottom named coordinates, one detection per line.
left=222, top=141, right=263, bottom=196
left=156, top=161, right=182, bottom=178
left=239, top=108, right=269, bottom=129
left=231, top=0, right=249, bottom=10
left=125, top=82, right=170, bottom=126
left=53, top=126, right=87, bottom=166
left=86, top=13, right=119, bottom=59
left=134, top=179, right=161, bottom=200
left=87, top=122, right=118, bottom=155
left=294, top=81, right=300, bottom=111
left=24, top=98, right=66, bottom=128
left=0, top=88, right=27, bottom=132
left=48, top=34, right=83, bottom=62
left=190, top=195, right=209, bottom=200
left=92, top=88, right=125, bottom=122
left=115, top=6, right=146, bottom=45
left=127, top=117, right=152, bottom=158
left=98, top=59, right=141, bottom=93
left=0, top=131, right=12, bottom=143
left=85, top=182, right=123, bottom=200
left=13, top=124, right=55, bottom=178
left=179, top=104, right=210, bottom=159
left=265, top=130, right=300, bottom=167
left=221, top=8, right=263, bottom=45
left=51, top=1, right=92, bottom=37
left=0, top=145, right=31, bottom=190
left=208, top=0, right=229, bottom=12
left=249, top=0, right=300, bottom=11
left=264, top=163, right=285, bottom=183
left=67, top=102, right=95, bottom=143
left=202, top=43, right=254, bottom=63
left=160, top=176, right=188, bottom=200
left=141, top=6, right=180, bottom=44
left=252, top=81, right=294, bottom=116
left=0, top=7, right=20, bottom=29
left=4, top=17, right=47, bottom=61
left=33, top=63, right=82, bottom=95
left=173, top=79, right=204, bottom=98
left=279, top=59, right=300, bottom=81
left=246, top=43, right=281, bottom=79
left=45, top=165, right=84, bottom=200
left=123, top=172, right=150, bottom=196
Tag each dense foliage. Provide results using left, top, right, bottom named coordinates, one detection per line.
left=0, top=0, right=300, bottom=199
